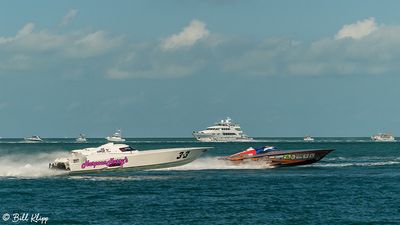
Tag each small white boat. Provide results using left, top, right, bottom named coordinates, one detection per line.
left=304, top=136, right=314, bottom=142
left=50, top=143, right=210, bottom=173
left=24, top=135, right=43, bottom=142
left=76, top=134, right=87, bottom=143
left=371, top=133, right=395, bottom=142
left=193, top=117, right=253, bottom=142
left=106, top=129, right=126, bottom=142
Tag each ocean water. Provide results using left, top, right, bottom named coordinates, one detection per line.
left=0, top=138, right=399, bottom=225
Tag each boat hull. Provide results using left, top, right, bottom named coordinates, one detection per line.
left=106, top=137, right=126, bottom=142
left=222, top=149, right=334, bottom=167
left=24, top=139, right=43, bottom=143
left=51, top=147, right=209, bottom=174
left=193, top=132, right=253, bottom=142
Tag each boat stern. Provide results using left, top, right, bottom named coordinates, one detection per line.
left=49, top=157, right=70, bottom=171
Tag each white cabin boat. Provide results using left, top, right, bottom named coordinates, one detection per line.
left=304, top=136, right=314, bottom=142
left=49, top=143, right=210, bottom=173
left=76, top=134, right=87, bottom=143
left=106, top=129, right=126, bottom=142
left=371, top=133, right=395, bottom=142
left=193, top=117, right=253, bottom=142
left=24, top=135, right=43, bottom=142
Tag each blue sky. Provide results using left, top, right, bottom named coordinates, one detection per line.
left=1, top=0, right=400, bottom=137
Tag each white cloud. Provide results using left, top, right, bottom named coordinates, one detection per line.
left=0, top=23, right=123, bottom=55
left=161, top=20, right=210, bottom=50
left=222, top=19, right=400, bottom=77
left=107, top=48, right=205, bottom=79
left=106, top=42, right=208, bottom=79
left=66, top=31, right=124, bottom=58
left=17, top=23, right=35, bottom=37
left=3, top=15, right=400, bottom=80
left=60, top=9, right=78, bottom=26
left=0, top=22, right=66, bottom=52
left=0, top=22, right=124, bottom=75
left=335, top=17, right=377, bottom=40
left=0, top=22, right=35, bottom=44
left=108, top=17, right=400, bottom=79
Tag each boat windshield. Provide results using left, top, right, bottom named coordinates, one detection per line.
left=119, top=146, right=136, bottom=152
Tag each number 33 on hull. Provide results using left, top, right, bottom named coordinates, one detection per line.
left=49, top=143, right=211, bottom=174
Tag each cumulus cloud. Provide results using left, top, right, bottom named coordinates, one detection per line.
left=0, top=22, right=123, bottom=75
left=3, top=16, right=400, bottom=80
left=161, top=20, right=210, bottom=50
left=335, top=17, right=377, bottom=40
left=0, top=22, right=66, bottom=52
left=106, top=17, right=400, bottom=79
left=17, top=22, right=35, bottom=37
left=66, top=31, right=124, bottom=58
left=60, top=9, right=78, bottom=26
left=107, top=44, right=206, bottom=79
left=220, top=17, right=400, bottom=77
left=0, top=22, right=35, bottom=44
left=0, top=22, right=123, bottom=56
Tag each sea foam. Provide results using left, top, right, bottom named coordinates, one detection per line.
left=0, top=151, right=68, bottom=178
left=158, top=157, right=275, bottom=171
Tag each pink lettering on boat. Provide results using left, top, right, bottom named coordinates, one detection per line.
left=81, top=157, right=128, bottom=169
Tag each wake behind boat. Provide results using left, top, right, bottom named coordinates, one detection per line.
left=220, top=146, right=334, bottom=167
left=50, top=143, right=210, bottom=173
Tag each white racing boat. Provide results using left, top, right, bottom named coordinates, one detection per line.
left=50, top=143, right=210, bottom=173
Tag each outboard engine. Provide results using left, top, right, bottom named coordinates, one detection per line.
left=49, top=158, right=70, bottom=171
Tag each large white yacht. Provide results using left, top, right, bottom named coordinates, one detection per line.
left=106, top=129, right=126, bottom=142
left=193, top=117, right=253, bottom=142
left=50, top=143, right=210, bottom=173
left=371, top=133, right=395, bottom=142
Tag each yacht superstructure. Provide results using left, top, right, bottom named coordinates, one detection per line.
left=193, top=117, right=253, bottom=142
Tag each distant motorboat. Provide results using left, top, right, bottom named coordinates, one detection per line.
left=371, top=133, right=395, bottom=142
left=304, top=136, right=314, bottom=142
left=106, top=129, right=126, bottom=142
left=76, top=134, right=87, bottom=143
left=24, top=135, right=43, bottom=142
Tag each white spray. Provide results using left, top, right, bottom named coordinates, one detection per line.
left=0, top=151, right=68, bottom=178
left=159, top=157, right=275, bottom=171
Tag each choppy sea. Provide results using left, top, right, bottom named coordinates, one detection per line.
left=0, top=137, right=399, bottom=225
